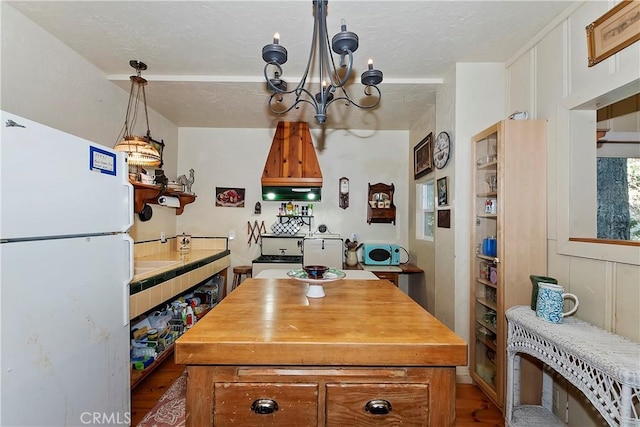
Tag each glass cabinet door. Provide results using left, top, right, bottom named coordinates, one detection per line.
left=472, top=127, right=500, bottom=398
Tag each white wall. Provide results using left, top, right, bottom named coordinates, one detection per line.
left=1, top=3, right=180, bottom=243
left=176, top=127, right=410, bottom=269
left=451, top=63, right=506, bottom=340
left=506, top=2, right=640, bottom=425
left=408, top=106, right=436, bottom=313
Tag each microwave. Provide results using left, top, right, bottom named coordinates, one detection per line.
left=362, top=244, right=401, bottom=265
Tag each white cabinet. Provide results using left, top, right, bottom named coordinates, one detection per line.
left=303, top=237, right=344, bottom=269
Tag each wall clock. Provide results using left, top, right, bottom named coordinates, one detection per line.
left=434, top=131, right=451, bottom=169
left=339, top=177, right=349, bottom=209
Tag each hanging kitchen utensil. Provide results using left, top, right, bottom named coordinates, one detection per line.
left=138, top=204, right=153, bottom=221
left=247, top=220, right=266, bottom=246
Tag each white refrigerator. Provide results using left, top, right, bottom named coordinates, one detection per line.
left=1, top=111, right=134, bottom=426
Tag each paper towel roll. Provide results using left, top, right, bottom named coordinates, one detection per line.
left=158, top=195, right=180, bottom=208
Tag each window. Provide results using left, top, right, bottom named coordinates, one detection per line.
left=417, top=180, right=435, bottom=240
left=597, top=158, right=640, bottom=240
left=595, top=96, right=640, bottom=241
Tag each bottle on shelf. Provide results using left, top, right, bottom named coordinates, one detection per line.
left=186, top=305, right=195, bottom=328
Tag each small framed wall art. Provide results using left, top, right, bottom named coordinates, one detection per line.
left=414, top=132, right=434, bottom=179
left=437, top=209, right=451, bottom=228
left=215, top=187, right=245, bottom=207
left=437, top=176, right=449, bottom=207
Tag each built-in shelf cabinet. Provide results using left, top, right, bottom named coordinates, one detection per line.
left=469, top=120, right=547, bottom=410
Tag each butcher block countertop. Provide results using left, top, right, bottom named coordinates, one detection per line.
left=175, top=278, right=467, bottom=367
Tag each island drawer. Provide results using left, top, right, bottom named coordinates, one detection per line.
left=372, top=271, right=399, bottom=286
left=325, top=382, right=429, bottom=425
left=213, top=382, right=318, bottom=425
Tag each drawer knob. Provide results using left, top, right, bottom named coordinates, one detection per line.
left=365, top=399, right=392, bottom=415
left=251, top=398, right=279, bottom=415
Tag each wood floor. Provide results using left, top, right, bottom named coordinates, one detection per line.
left=131, top=355, right=504, bottom=426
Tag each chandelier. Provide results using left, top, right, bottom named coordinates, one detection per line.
left=114, top=60, right=162, bottom=168
left=262, top=0, right=383, bottom=124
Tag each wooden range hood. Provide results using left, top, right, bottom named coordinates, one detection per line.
left=261, top=121, right=323, bottom=201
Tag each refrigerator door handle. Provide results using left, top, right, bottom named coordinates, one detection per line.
left=124, top=233, right=134, bottom=326
left=121, top=154, right=135, bottom=232
left=126, top=181, right=134, bottom=231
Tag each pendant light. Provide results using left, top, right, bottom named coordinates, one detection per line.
left=114, top=60, right=161, bottom=170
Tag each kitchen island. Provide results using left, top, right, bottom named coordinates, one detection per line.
left=175, top=278, right=467, bottom=426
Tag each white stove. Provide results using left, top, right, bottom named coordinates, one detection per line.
left=252, top=234, right=304, bottom=277
left=252, top=233, right=345, bottom=276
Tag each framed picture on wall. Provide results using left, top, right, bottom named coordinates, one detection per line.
left=215, top=187, right=245, bottom=207
left=148, top=137, right=165, bottom=168
left=586, top=0, right=640, bottom=67
left=437, top=176, right=449, bottom=206
left=414, top=132, right=433, bottom=179
left=437, top=209, right=451, bottom=228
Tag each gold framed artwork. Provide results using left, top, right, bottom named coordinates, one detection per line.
left=414, top=132, right=433, bottom=179
left=586, top=0, right=640, bottom=67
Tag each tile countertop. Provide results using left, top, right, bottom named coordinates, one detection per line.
left=133, top=249, right=229, bottom=282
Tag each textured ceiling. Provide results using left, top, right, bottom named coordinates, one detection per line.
left=8, top=1, right=575, bottom=130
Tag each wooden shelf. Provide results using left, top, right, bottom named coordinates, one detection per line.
left=477, top=254, right=499, bottom=263
left=476, top=318, right=497, bottom=335
left=367, top=182, right=396, bottom=224
left=476, top=297, right=497, bottom=311
left=476, top=333, right=497, bottom=352
left=130, top=305, right=214, bottom=389
left=476, top=277, right=497, bottom=289
left=131, top=181, right=196, bottom=215
left=477, top=161, right=498, bottom=170
left=477, top=214, right=498, bottom=219
left=131, top=343, right=175, bottom=390
left=477, top=191, right=498, bottom=198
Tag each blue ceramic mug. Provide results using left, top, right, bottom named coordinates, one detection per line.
left=535, top=282, right=579, bottom=324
